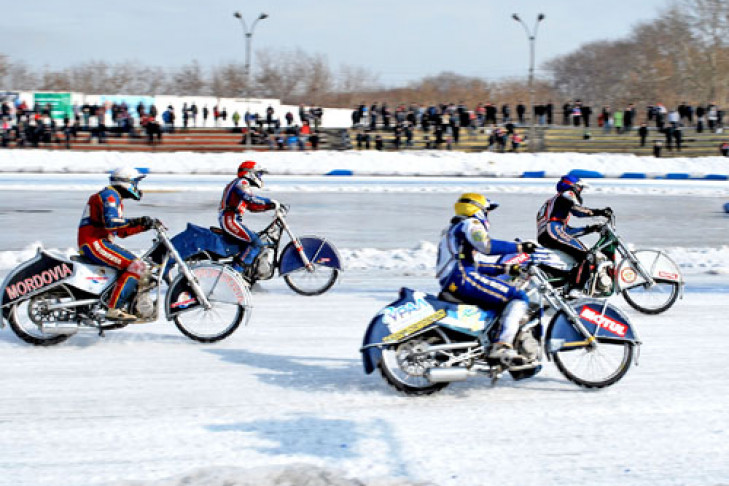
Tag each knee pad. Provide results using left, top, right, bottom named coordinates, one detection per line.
left=127, top=259, right=147, bottom=278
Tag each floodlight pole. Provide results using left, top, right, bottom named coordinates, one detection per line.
left=234, top=11, right=268, bottom=150
left=513, top=13, right=545, bottom=152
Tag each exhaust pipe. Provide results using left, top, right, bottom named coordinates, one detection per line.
left=426, top=368, right=475, bottom=383
left=40, top=322, right=80, bottom=335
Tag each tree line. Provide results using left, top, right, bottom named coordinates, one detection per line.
left=1, top=0, right=727, bottom=112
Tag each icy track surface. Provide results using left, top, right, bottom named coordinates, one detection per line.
left=1, top=274, right=728, bottom=486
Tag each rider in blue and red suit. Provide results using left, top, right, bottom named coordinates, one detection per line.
left=537, top=174, right=612, bottom=286
left=78, top=167, right=155, bottom=321
left=219, top=160, right=280, bottom=268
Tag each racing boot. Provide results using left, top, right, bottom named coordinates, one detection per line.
left=106, top=307, right=137, bottom=322
left=488, top=343, right=526, bottom=367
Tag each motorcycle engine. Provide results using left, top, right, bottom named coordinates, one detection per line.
left=593, top=252, right=614, bottom=294
left=255, top=247, right=275, bottom=279
left=133, top=291, right=156, bottom=319
left=516, top=329, right=541, bottom=361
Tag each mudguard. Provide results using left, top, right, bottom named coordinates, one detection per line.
left=279, top=236, right=341, bottom=275
left=547, top=298, right=640, bottom=354
left=616, top=249, right=683, bottom=291
left=360, top=288, right=498, bottom=374
left=166, top=262, right=251, bottom=320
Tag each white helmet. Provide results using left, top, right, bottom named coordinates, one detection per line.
left=110, top=167, right=146, bottom=200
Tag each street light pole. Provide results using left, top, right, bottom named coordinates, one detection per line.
left=234, top=11, right=268, bottom=151
left=512, top=13, right=545, bottom=153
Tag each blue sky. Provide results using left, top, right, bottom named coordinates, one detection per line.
left=3, top=0, right=671, bottom=86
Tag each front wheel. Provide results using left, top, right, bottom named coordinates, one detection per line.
left=622, top=281, right=680, bottom=315
left=552, top=341, right=634, bottom=388
left=8, top=285, right=74, bottom=346
left=619, top=250, right=681, bottom=314
left=283, top=266, right=339, bottom=296
left=170, top=265, right=250, bottom=343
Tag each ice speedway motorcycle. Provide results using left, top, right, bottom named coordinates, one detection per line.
left=0, top=220, right=252, bottom=346
left=361, top=261, right=641, bottom=395
left=166, top=205, right=342, bottom=296
left=501, top=215, right=684, bottom=315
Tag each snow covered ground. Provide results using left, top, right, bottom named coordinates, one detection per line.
left=0, top=151, right=728, bottom=486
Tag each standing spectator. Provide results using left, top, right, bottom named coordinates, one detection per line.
left=516, top=102, right=526, bottom=124
left=581, top=103, right=592, bottom=128
left=232, top=111, right=241, bottom=128
left=638, top=123, right=648, bottom=147
left=673, top=126, right=683, bottom=152
left=213, top=105, right=220, bottom=126
left=285, top=111, right=294, bottom=126
left=221, top=108, right=228, bottom=125
left=601, top=106, right=612, bottom=133
left=668, top=109, right=680, bottom=128
left=653, top=140, right=662, bottom=157
left=707, top=103, right=719, bottom=132
left=202, top=105, right=209, bottom=126
left=501, top=104, right=511, bottom=124
left=190, top=103, right=198, bottom=127
left=655, top=103, right=667, bottom=131
left=182, top=102, right=189, bottom=129
left=623, top=104, right=636, bottom=133
left=298, top=104, right=307, bottom=125
left=613, top=109, right=624, bottom=134
left=546, top=101, right=554, bottom=125
left=664, top=124, right=674, bottom=151
left=572, top=103, right=582, bottom=127
left=266, top=105, right=274, bottom=126
left=562, top=101, right=572, bottom=125
left=375, top=134, right=383, bottom=151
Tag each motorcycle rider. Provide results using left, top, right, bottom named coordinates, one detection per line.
left=436, top=193, right=538, bottom=365
left=219, top=160, right=280, bottom=271
left=537, top=174, right=612, bottom=287
left=78, top=167, right=156, bottom=321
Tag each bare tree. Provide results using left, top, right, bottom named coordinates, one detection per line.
left=168, top=60, right=207, bottom=96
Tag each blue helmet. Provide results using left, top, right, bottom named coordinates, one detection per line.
left=556, top=174, right=585, bottom=194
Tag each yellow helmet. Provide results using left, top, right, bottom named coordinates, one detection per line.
left=454, top=193, right=499, bottom=217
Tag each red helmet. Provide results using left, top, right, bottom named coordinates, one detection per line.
left=237, top=160, right=264, bottom=188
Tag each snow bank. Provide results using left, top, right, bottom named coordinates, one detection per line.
left=1, top=149, right=729, bottom=179
left=107, top=464, right=433, bottom=486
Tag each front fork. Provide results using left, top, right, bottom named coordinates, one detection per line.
left=277, top=213, right=314, bottom=271
left=157, top=228, right=213, bottom=310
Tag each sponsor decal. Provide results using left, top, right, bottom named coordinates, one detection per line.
left=579, top=306, right=627, bottom=338
left=382, top=295, right=435, bottom=327
left=171, top=292, right=197, bottom=309
left=658, top=271, right=679, bottom=281
left=620, top=267, right=637, bottom=284
left=504, top=253, right=530, bottom=265
left=316, top=257, right=331, bottom=264
left=457, top=305, right=484, bottom=331
left=5, top=263, right=73, bottom=300
left=383, top=309, right=447, bottom=343
left=86, top=276, right=111, bottom=284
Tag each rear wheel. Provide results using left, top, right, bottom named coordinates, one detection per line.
left=8, top=286, right=74, bottom=346
left=379, top=331, right=449, bottom=396
left=283, top=266, right=339, bottom=296
left=173, top=266, right=248, bottom=343
left=552, top=341, right=634, bottom=388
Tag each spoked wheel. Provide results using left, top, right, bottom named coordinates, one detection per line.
left=379, top=330, right=449, bottom=396
left=552, top=341, right=634, bottom=388
left=619, top=250, right=681, bottom=315
left=622, top=281, right=680, bottom=315
left=283, top=265, right=339, bottom=296
left=173, top=267, right=247, bottom=343
left=8, top=285, right=75, bottom=346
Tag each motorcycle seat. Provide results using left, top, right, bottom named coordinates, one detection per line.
left=437, top=290, right=467, bottom=304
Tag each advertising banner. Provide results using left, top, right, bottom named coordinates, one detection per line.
left=33, top=92, right=73, bottom=120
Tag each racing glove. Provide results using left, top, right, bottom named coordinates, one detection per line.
left=584, top=224, right=603, bottom=234
left=132, top=216, right=156, bottom=230
left=520, top=241, right=538, bottom=254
